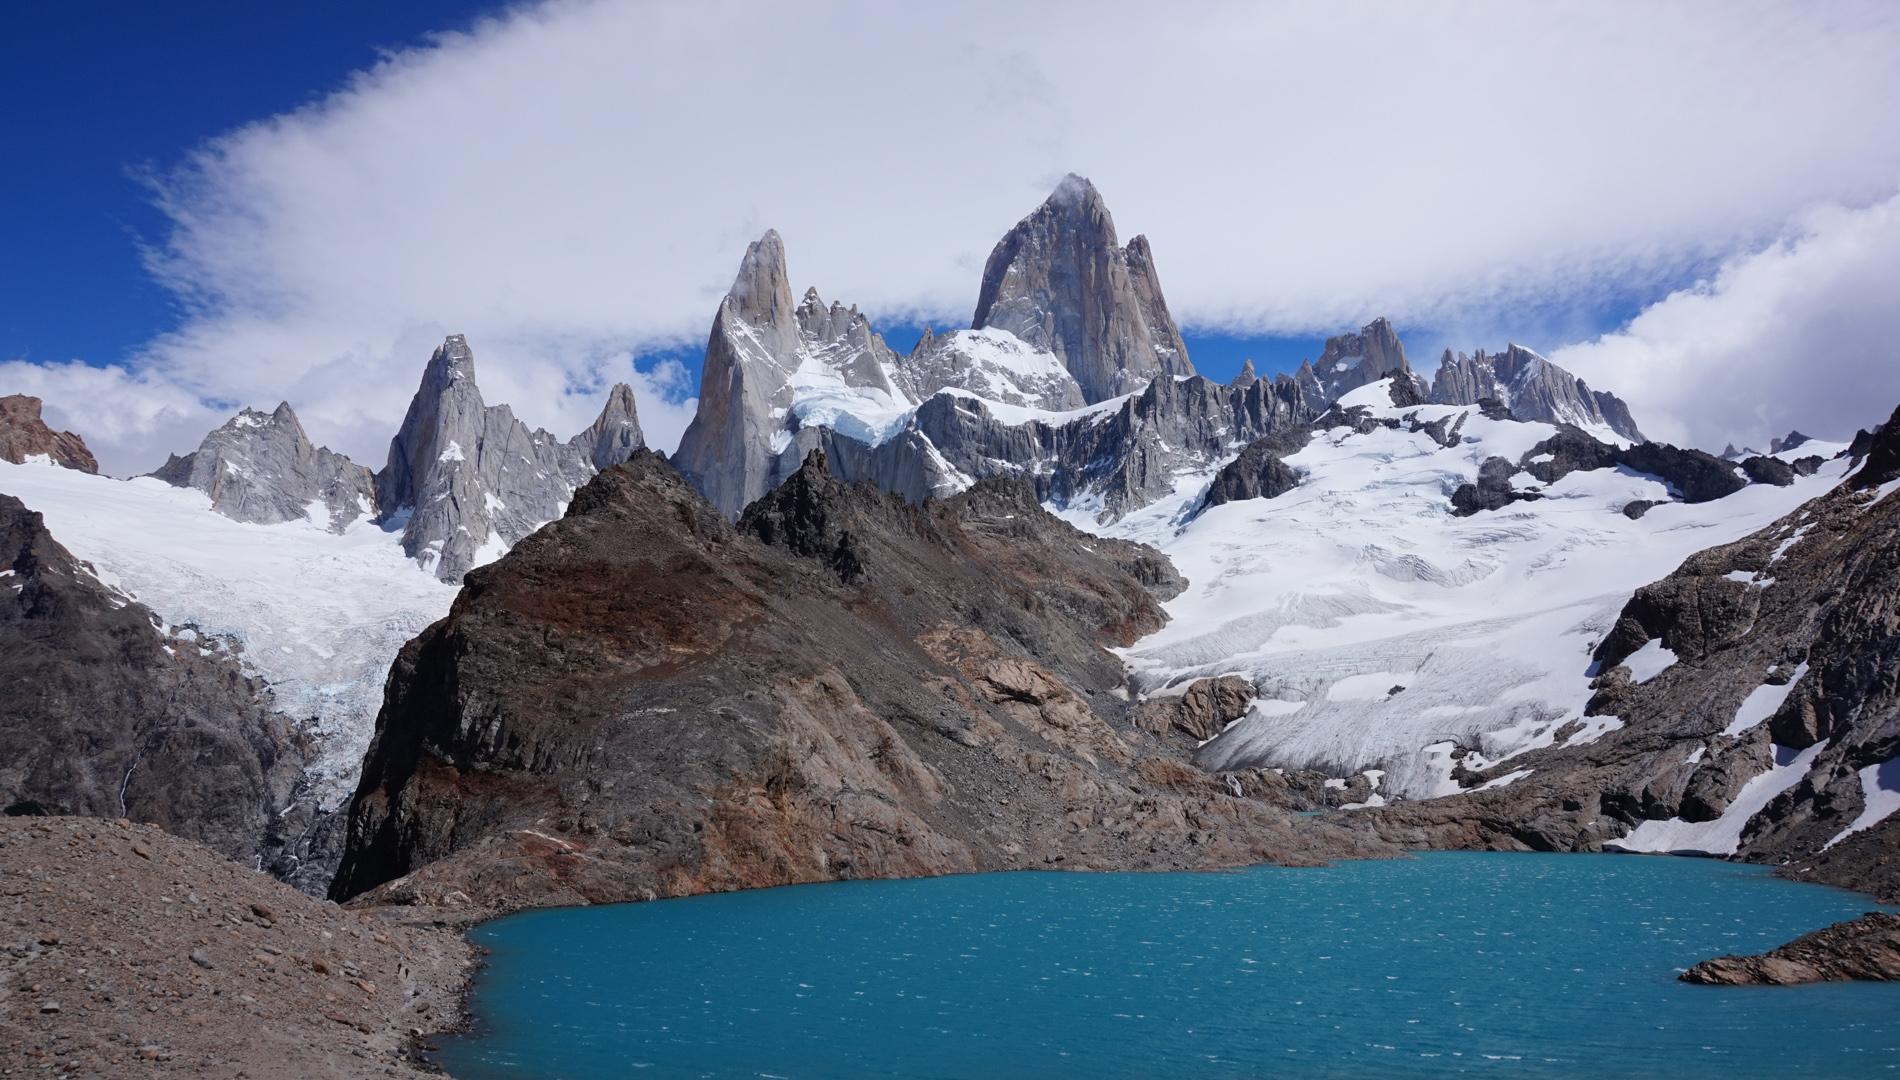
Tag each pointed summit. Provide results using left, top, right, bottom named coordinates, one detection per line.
left=674, top=231, right=913, bottom=518
left=971, top=174, right=1193, bottom=403
left=149, top=400, right=374, bottom=531
left=570, top=382, right=645, bottom=471
left=376, top=335, right=597, bottom=580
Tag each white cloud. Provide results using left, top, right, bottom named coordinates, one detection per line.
left=0, top=360, right=223, bottom=475
left=15, top=0, right=1900, bottom=470
left=1552, top=192, right=1900, bottom=451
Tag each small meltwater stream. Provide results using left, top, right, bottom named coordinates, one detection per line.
left=438, top=853, right=1899, bottom=1079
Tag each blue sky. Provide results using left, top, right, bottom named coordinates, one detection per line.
left=4, top=2, right=1897, bottom=472
left=1, top=3, right=505, bottom=367
left=0, top=2, right=1352, bottom=386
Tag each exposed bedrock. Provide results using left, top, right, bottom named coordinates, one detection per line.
left=330, top=451, right=1387, bottom=909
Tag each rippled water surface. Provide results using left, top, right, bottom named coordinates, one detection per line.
left=439, top=853, right=1899, bottom=1078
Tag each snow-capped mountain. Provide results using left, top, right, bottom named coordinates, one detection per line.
left=145, top=334, right=644, bottom=582
left=1092, top=377, right=1849, bottom=801
left=5, top=170, right=1891, bottom=906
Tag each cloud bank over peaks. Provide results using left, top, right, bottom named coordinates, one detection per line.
left=1553, top=191, right=1900, bottom=452
left=8, top=0, right=1900, bottom=471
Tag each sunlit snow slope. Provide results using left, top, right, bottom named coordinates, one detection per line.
left=1085, top=381, right=1850, bottom=800
left=0, top=458, right=457, bottom=805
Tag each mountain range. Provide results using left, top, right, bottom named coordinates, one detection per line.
left=3, top=174, right=1895, bottom=982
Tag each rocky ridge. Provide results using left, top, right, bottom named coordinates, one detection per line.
left=330, top=450, right=1390, bottom=909
left=150, top=402, right=377, bottom=532
left=0, top=494, right=311, bottom=870
left=1429, top=344, right=1644, bottom=442
left=0, top=395, right=96, bottom=473
left=1681, top=911, right=1900, bottom=985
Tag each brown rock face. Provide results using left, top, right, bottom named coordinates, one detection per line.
left=0, top=494, right=312, bottom=871
left=1135, top=676, right=1257, bottom=743
left=331, top=451, right=1390, bottom=910
left=0, top=395, right=96, bottom=473
left=1682, top=912, right=1900, bottom=985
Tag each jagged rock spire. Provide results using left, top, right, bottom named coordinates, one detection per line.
left=971, top=173, right=1194, bottom=403
left=674, top=230, right=911, bottom=518
left=376, top=334, right=597, bottom=581
left=570, top=383, right=644, bottom=471
left=1427, top=341, right=1645, bottom=442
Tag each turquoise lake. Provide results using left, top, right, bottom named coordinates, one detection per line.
left=438, top=853, right=1899, bottom=1078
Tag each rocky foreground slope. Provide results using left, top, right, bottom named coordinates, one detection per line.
left=330, top=450, right=1392, bottom=908
left=0, top=817, right=467, bottom=1079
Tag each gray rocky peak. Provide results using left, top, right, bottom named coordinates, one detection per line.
left=376, top=334, right=596, bottom=581
left=1234, top=359, right=1259, bottom=386
left=673, top=231, right=820, bottom=518
left=1308, top=318, right=1418, bottom=403
left=1429, top=343, right=1645, bottom=442
left=675, top=232, right=918, bottom=518
left=569, top=382, right=644, bottom=471
left=794, top=287, right=907, bottom=401
left=0, top=394, right=97, bottom=473
left=149, top=401, right=375, bottom=532
left=971, top=173, right=1194, bottom=403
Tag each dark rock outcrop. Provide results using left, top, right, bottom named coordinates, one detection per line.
left=1770, top=430, right=1813, bottom=455
left=1518, top=426, right=1748, bottom=506
left=330, top=452, right=1388, bottom=909
left=0, top=395, right=96, bottom=473
left=0, top=495, right=309, bottom=868
left=1451, top=457, right=1541, bottom=516
left=972, top=174, right=1194, bottom=404
left=1133, top=676, right=1256, bottom=743
left=1617, top=442, right=1747, bottom=503
left=150, top=402, right=377, bottom=531
left=1681, top=912, right=1900, bottom=985
left=1203, top=426, right=1311, bottom=508
left=1741, top=454, right=1796, bottom=487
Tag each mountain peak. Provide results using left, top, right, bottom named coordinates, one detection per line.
left=1047, top=172, right=1105, bottom=211
left=726, top=230, right=795, bottom=327
left=971, top=175, right=1193, bottom=403
left=150, top=399, right=374, bottom=532
left=571, top=382, right=645, bottom=471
